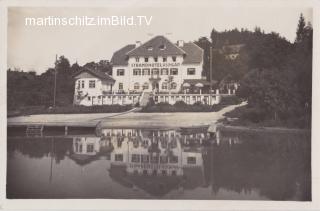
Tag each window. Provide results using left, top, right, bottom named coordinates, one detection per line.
left=87, top=144, right=94, bottom=153
left=172, top=56, right=176, bottom=62
left=77, top=81, right=80, bottom=89
left=88, top=96, right=91, bottom=101
left=119, top=83, right=123, bottom=90
left=131, top=154, right=140, bottom=163
left=152, top=170, right=157, bottom=176
left=163, top=57, right=167, bottom=62
left=143, top=68, right=150, bottom=75
left=170, top=82, right=177, bottom=90
left=135, top=57, right=140, bottom=62
left=134, top=82, right=140, bottom=90
left=89, top=80, right=95, bottom=88
left=117, top=69, right=125, bottom=76
left=152, top=68, right=159, bottom=75
left=154, top=57, right=158, bottom=62
left=144, top=57, right=149, bottom=62
left=142, top=82, right=149, bottom=90
left=115, top=154, right=123, bottom=161
left=159, top=45, right=165, bottom=50
left=170, top=68, right=178, bottom=75
left=147, top=46, right=153, bottom=51
left=169, top=156, right=178, bottom=163
left=151, top=155, right=159, bottom=164
left=141, top=155, right=149, bottom=163
left=160, top=156, right=168, bottom=164
left=162, top=82, right=168, bottom=90
left=133, top=69, right=141, bottom=76
left=161, top=68, right=168, bottom=75
left=187, top=157, right=196, bottom=164
left=187, top=68, right=196, bottom=75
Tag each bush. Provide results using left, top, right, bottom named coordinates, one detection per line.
left=220, top=95, right=242, bottom=105
left=174, top=101, right=188, bottom=107
left=146, top=97, right=155, bottom=106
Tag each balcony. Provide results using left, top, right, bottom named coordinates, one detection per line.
left=149, top=74, right=161, bottom=82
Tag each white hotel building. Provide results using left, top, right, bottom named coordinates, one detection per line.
left=111, top=35, right=203, bottom=93
left=73, top=35, right=224, bottom=106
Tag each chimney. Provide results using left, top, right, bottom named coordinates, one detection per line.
left=135, top=41, right=141, bottom=47
left=177, top=40, right=184, bottom=47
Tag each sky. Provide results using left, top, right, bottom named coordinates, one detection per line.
left=7, top=5, right=312, bottom=74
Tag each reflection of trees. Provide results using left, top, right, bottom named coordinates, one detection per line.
left=203, top=131, right=311, bottom=201
left=8, top=138, right=73, bottom=164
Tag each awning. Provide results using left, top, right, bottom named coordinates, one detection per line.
left=195, top=83, right=204, bottom=88
left=183, top=83, right=191, bottom=87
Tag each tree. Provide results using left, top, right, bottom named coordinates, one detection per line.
left=295, top=13, right=306, bottom=43
left=194, top=37, right=212, bottom=78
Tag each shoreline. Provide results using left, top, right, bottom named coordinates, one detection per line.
left=216, top=124, right=310, bottom=134
left=7, top=103, right=246, bottom=130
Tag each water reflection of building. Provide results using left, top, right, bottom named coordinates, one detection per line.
left=67, top=128, right=246, bottom=197
left=69, top=136, right=114, bottom=165
left=101, top=128, right=207, bottom=177
left=102, top=128, right=210, bottom=196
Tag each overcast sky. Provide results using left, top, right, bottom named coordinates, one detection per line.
left=8, top=6, right=312, bottom=74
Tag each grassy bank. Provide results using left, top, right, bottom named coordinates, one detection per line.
left=221, top=105, right=311, bottom=129
left=7, top=104, right=133, bottom=117
left=140, top=96, right=242, bottom=113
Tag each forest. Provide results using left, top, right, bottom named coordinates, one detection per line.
left=7, top=14, right=312, bottom=128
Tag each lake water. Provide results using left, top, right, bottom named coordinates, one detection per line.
left=7, top=127, right=311, bottom=200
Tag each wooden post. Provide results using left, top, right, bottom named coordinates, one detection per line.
left=53, top=54, right=58, bottom=107
left=209, top=46, right=213, bottom=93
left=65, top=126, right=68, bottom=136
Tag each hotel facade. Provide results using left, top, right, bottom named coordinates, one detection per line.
left=73, top=35, right=231, bottom=106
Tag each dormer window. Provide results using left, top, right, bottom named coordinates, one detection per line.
left=147, top=46, right=153, bottom=51
left=159, top=44, right=165, bottom=50
left=163, top=57, right=167, bottom=62
left=154, top=57, right=158, bottom=62
left=135, top=57, right=139, bottom=62
left=145, top=57, right=149, bottom=62
left=172, top=56, right=176, bottom=62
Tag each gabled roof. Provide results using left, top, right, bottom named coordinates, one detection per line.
left=181, top=42, right=203, bottom=64
left=73, top=67, right=115, bottom=82
left=110, top=36, right=203, bottom=66
left=111, top=44, right=135, bottom=66
left=126, top=35, right=186, bottom=57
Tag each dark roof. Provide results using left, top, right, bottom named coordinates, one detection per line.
left=68, top=153, right=99, bottom=166
left=181, top=42, right=203, bottom=64
left=126, top=36, right=186, bottom=57
left=111, top=44, right=135, bottom=66
left=111, top=36, right=203, bottom=66
left=73, top=67, right=115, bottom=82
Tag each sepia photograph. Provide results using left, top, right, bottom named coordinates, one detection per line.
left=1, top=0, right=318, bottom=209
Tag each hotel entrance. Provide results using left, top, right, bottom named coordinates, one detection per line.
left=150, top=79, right=160, bottom=93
